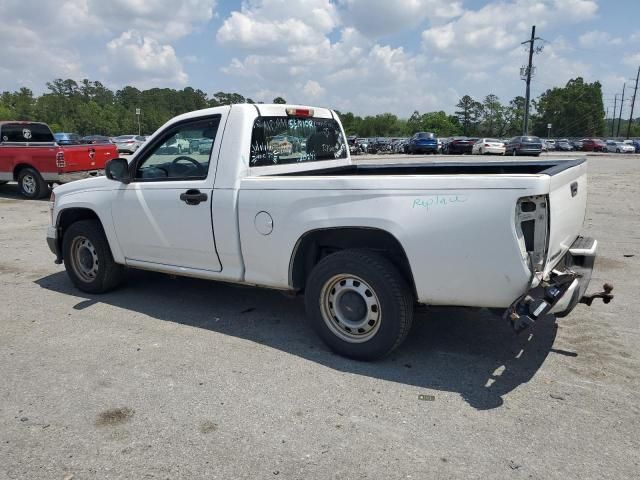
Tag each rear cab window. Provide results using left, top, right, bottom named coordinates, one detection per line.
left=250, top=116, right=347, bottom=167
left=1, top=123, right=54, bottom=142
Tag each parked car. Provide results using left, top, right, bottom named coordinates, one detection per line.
left=556, top=139, right=574, bottom=151
left=505, top=136, right=543, bottom=156
left=606, top=141, right=635, bottom=153
left=472, top=138, right=505, bottom=155
left=545, top=139, right=556, bottom=150
left=81, top=135, right=112, bottom=144
left=408, top=132, right=438, bottom=154
left=46, top=103, right=611, bottom=360
left=373, top=137, right=392, bottom=153
left=0, top=121, right=117, bottom=198
left=581, top=138, right=606, bottom=152
left=347, top=136, right=361, bottom=155
left=54, top=132, right=82, bottom=145
left=113, top=135, right=145, bottom=153
left=444, top=136, right=474, bottom=154
left=571, top=139, right=584, bottom=150
left=624, top=139, right=640, bottom=153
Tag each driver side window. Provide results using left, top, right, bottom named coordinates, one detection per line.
left=135, top=116, right=220, bottom=181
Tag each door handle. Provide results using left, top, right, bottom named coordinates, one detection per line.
left=180, top=189, right=208, bottom=205
left=570, top=181, right=578, bottom=197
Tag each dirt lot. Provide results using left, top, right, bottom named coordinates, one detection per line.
left=1, top=154, right=638, bottom=479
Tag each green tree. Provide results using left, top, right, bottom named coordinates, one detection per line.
left=532, top=77, right=605, bottom=137
left=455, top=95, right=482, bottom=135
left=273, top=96, right=287, bottom=104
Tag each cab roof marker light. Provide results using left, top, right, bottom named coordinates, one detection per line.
left=286, top=107, right=313, bottom=117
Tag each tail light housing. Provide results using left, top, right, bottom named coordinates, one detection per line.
left=56, top=152, right=65, bottom=168
left=515, top=195, right=549, bottom=276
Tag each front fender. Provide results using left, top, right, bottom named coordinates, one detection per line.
left=54, top=189, right=124, bottom=264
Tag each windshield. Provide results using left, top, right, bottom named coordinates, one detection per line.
left=115, top=135, right=135, bottom=141
left=250, top=116, right=347, bottom=167
left=416, top=132, right=435, bottom=139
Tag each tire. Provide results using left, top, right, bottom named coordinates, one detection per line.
left=18, top=167, right=49, bottom=199
left=62, top=220, right=125, bottom=294
left=304, top=249, right=414, bottom=360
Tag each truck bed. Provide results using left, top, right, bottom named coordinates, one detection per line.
left=273, top=159, right=585, bottom=177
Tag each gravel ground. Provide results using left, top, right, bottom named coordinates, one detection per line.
left=0, top=154, right=638, bottom=479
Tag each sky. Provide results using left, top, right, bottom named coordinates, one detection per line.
left=1, top=0, right=639, bottom=117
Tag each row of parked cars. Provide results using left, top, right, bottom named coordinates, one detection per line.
left=348, top=134, right=545, bottom=156
left=348, top=134, right=640, bottom=156
left=53, top=133, right=148, bottom=154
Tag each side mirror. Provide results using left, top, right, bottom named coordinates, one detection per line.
left=105, top=158, right=131, bottom=184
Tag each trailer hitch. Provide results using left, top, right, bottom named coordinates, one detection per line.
left=580, top=283, right=614, bottom=306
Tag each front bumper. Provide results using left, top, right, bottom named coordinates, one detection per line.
left=504, top=236, right=612, bottom=332
left=46, top=225, right=62, bottom=264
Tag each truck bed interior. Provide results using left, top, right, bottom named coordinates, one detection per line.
left=273, top=159, right=585, bottom=177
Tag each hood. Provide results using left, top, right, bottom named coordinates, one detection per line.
left=53, top=175, right=115, bottom=196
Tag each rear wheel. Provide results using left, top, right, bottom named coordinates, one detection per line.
left=62, top=220, right=125, bottom=294
left=305, top=249, right=414, bottom=360
left=18, top=167, right=49, bottom=199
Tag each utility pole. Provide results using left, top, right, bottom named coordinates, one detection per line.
left=626, top=65, right=640, bottom=139
left=616, top=83, right=626, bottom=137
left=611, top=94, right=619, bottom=137
left=521, top=26, right=542, bottom=135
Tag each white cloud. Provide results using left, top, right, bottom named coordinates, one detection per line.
left=0, top=23, right=85, bottom=91
left=579, top=31, right=622, bottom=48
left=87, top=0, right=216, bottom=41
left=302, top=80, right=326, bottom=97
left=342, top=0, right=463, bottom=37
left=217, top=0, right=339, bottom=49
left=422, top=0, right=598, bottom=56
left=105, top=31, right=188, bottom=87
left=623, top=53, right=640, bottom=68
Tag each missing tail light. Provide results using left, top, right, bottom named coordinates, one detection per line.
left=515, top=195, right=549, bottom=274
left=56, top=152, right=65, bottom=168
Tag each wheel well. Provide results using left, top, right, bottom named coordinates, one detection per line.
left=13, top=163, right=35, bottom=180
left=56, top=208, right=102, bottom=259
left=290, top=228, right=416, bottom=296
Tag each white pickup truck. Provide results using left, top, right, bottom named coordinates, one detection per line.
left=46, top=104, right=612, bottom=360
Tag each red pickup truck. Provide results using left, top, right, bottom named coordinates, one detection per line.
left=0, top=121, right=117, bottom=198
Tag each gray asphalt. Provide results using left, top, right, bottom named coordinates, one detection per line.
left=1, top=153, right=638, bottom=479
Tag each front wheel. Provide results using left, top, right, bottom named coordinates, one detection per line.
left=304, top=249, right=414, bottom=360
left=62, top=220, right=125, bottom=294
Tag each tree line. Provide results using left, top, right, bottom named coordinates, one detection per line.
left=0, top=76, right=629, bottom=138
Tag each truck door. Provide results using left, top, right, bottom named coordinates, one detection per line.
left=111, top=115, right=223, bottom=272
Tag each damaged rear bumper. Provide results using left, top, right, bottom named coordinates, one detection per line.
left=505, top=236, right=613, bottom=332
